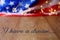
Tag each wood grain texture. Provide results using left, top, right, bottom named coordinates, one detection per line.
left=44, top=16, right=60, bottom=40
left=0, top=16, right=60, bottom=40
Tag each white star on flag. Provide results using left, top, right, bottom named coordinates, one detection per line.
left=0, top=0, right=5, bottom=6
left=25, top=4, right=30, bottom=8
left=9, top=1, right=14, bottom=6
left=31, top=0, right=35, bottom=2
left=19, top=9, right=23, bottom=13
left=19, top=2, right=23, bottom=6
left=6, top=7, right=9, bottom=9
left=12, top=8, right=17, bottom=12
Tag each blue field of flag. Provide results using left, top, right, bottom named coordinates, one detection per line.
left=0, top=0, right=37, bottom=13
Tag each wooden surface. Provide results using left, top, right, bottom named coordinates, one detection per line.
left=0, top=16, right=60, bottom=40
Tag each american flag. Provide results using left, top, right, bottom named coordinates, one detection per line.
left=0, top=0, right=37, bottom=13
left=0, top=0, right=60, bottom=16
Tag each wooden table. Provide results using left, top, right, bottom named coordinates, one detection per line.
left=0, top=16, right=60, bottom=40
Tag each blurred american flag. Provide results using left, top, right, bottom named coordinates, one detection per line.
left=0, top=0, right=60, bottom=16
